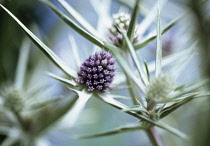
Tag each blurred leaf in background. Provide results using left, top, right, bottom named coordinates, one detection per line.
left=188, top=0, right=210, bottom=146
left=0, top=0, right=39, bottom=83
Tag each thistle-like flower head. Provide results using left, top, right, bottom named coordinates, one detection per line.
left=108, top=12, right=139, bottom=47
left=1, top=86, right=23, bottom=112
left=77, top=51, right=115, bottom=92
left=146, top=73, right=175, bottom=103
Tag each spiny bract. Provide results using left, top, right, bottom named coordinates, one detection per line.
left=77, top=51, right=115, bottom=92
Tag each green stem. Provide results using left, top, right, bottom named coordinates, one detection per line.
left=124, top=51, right=139, bottom=105
left=124, top=51, right=163, bottom=145
left=123, top=38, right=163, bottom=145
left=12, top=110, right=26, bottom=131
left=146, top=127, right=163, bottom=146
left=14, top=37, right=30, bottom=89
left=147, top=99, right=156, bottom=111
left=146, top=99, right=163, bottom=146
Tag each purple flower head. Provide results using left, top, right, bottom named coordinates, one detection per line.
left=108, top=12, right=140, bottom=47
left=77, top=51, right=116, bottom=92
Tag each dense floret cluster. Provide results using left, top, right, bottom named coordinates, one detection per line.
left=77, top=51, right=115, bottom=92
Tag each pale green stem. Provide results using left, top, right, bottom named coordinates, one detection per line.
left=124, top=51, right=142, bottom=105
left=146, top=127, right=163, bottom=146
left=14, top=37, right=30, bottom=89
left=146, top=100, right=163, bottom=146
left=12, top=110, right=26, bottom=132
left=124, top=50, right=163, bottom=145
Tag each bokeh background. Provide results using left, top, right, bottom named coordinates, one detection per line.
left=0, top=0, right=210, bottom=145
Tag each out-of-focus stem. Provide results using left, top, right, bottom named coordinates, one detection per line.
left=189, top=0, right=210, bottom=77
left=189, top=1, right=210, bottom=146
left=12, top=110, right=26, bottom=131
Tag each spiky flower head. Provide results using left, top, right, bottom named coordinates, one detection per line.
left=77, top=51, right=115, bottom=92
left=146, top=73, right=175, bottom=103
left=1, top=86, right=23, bottom=112
left=108, top=12, right=139, bottom=47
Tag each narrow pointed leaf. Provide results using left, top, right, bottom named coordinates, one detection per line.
left=57, top=0, right=99, bottom=38
left=0, top=4, right=77, bottom=78
left=127, top=0, right=140, bottom=41
left=76, top=124, right=146, bottom=139
left=125, top=74, right=143, bottom=105
left=122, top=32, right=148, bottom=85
left=144, top=60, right=150, bottom=81
left=136, top=0, right=167, bottom=37
left=14, top=37, right=30, bottom=89
left=29, top=96, right=65, bottom=110
left=36, top=94, right=78, bottom=134
left=109, top=45, right=196, bottom=86
left=122, top=107, right=147, bottom=115
left=97, top=93, right=188, bottom=139
left=66, top=88, right=92, bottom=127
left=121, top=39, right=145, bottom=105
left=68, top=34, right=81, bottom=69
left=160, top=91, right=210, bottom=118
left=155, top=7, right=162, bottom=76
left=110, top=95, right=129, bottom=99
left=25, top=83, right=50, bottom=101
left=41, top=0, right=104, bottom=48
left=42, top=0, right=114, bottom=54
left=171, top=79, right=210, bottom=99
left=111, top=47, right=190, bottom=86
left=147, top=43, right=196, bottom=72
left=46, top=72, right=77, bottom=87
left=134, top=16, right=180, bottom=50
left=195, top=92, right=210, bottom=98
left=104, top=42, right=146, bottom=93
left=159, top=94, right=197, bottom=119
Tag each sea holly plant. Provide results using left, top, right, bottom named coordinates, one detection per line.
left=0, top=37, right=78, bottom=145
left=0, top=0, right=210, bottom=146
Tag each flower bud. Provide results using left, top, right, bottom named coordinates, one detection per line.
left=146, top=73, right=175, bottom=103
left=108, top=12, right=139, bottom=47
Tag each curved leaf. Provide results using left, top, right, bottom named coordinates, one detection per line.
left=76, top=124, right=146, bottom=139
left=41, top=0, right=104, bottom=48
left=57, top=0, right=99, bottom=38
left=0, top=4, right=77, bottom=78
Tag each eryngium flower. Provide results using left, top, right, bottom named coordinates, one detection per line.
left=146, top=73, right=175, bottom=103
left=108, top=12, right=139, bottom=47
left=1, top=86, right=23, bottom=112
left=77, top=51, right=115, bottom=92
